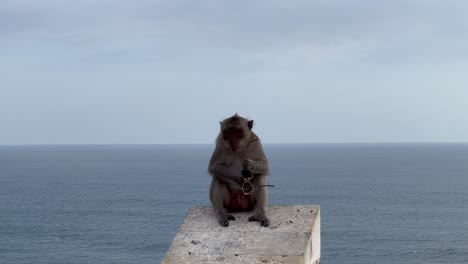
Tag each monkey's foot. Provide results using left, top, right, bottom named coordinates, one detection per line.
left=248, top=214, right=270, bottom=227
left=218, top=214, right=236, bottom=227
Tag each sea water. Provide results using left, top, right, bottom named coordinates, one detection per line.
left=1, top=144, right=467, bottom=263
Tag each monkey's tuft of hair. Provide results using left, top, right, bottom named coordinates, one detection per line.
left=226, top=114, right=240, bottom=124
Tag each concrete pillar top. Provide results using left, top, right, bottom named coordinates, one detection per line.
left=163, top=205, right=320, bottom=264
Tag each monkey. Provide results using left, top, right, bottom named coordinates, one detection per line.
left=208, top=114, right=270, bottom=227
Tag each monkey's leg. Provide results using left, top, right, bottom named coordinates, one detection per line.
left=248, top=175, right=270, bottom=227
left=210, top=178, right=235, bottom=227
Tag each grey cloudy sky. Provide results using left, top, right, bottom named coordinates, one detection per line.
left=1, top=0, right=468, bottom=144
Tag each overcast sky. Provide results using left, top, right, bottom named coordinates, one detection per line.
left=1, top=0, right=468, bottom=144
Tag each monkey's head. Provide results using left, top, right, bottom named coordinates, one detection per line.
left=220, top=114, right=253, bottom=152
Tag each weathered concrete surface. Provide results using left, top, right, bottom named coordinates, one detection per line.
left=162, top=205, right=320, bottom=264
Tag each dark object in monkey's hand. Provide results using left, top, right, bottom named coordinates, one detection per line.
left=241, top=169, right=253, bottom=179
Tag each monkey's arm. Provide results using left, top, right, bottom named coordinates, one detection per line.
left=242, top=159, right=269, bottom=174
left=243, top=140, right=269, bottom=174
left=208, top=163, right=242, bottom=185
left=208, top=147, right=243, bottom=185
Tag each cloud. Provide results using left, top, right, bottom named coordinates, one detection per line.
left=1, top=0, right=468, bottom=143
left=2, top=0, right=468, bottom=66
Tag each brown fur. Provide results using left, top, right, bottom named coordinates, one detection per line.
left=208, top=114, right=270, bottom=227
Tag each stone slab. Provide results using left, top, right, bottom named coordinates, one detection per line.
left=162, top=205, right=320, bottom=264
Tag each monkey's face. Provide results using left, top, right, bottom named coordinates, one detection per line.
left=220, top=114, right=253, bottom=152
left=222, top=127, right=246, bottom=152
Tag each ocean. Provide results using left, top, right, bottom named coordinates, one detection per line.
left=0, top=144, right=467, bottom=263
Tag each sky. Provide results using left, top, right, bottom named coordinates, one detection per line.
left=1, top=0, right=468, bottom=144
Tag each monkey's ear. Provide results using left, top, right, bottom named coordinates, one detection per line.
left=248, top=120, right=254, bottom=130
left=219, top=121, right=223, bottom=127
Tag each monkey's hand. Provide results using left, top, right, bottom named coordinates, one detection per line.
left=241, top=169, right=253, bottom=179
left=242, top=159, right=255, bottom=171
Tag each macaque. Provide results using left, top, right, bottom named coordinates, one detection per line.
left=208, top=114, right=270, bottom=227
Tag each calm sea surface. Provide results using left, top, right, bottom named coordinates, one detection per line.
left=0, top=144, right=467, bottom=264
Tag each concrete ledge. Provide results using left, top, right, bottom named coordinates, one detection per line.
left=162, top=205, right=320, bottom=264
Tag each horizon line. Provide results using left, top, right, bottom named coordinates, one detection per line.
left=1, top=141, right=468, bottom=147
